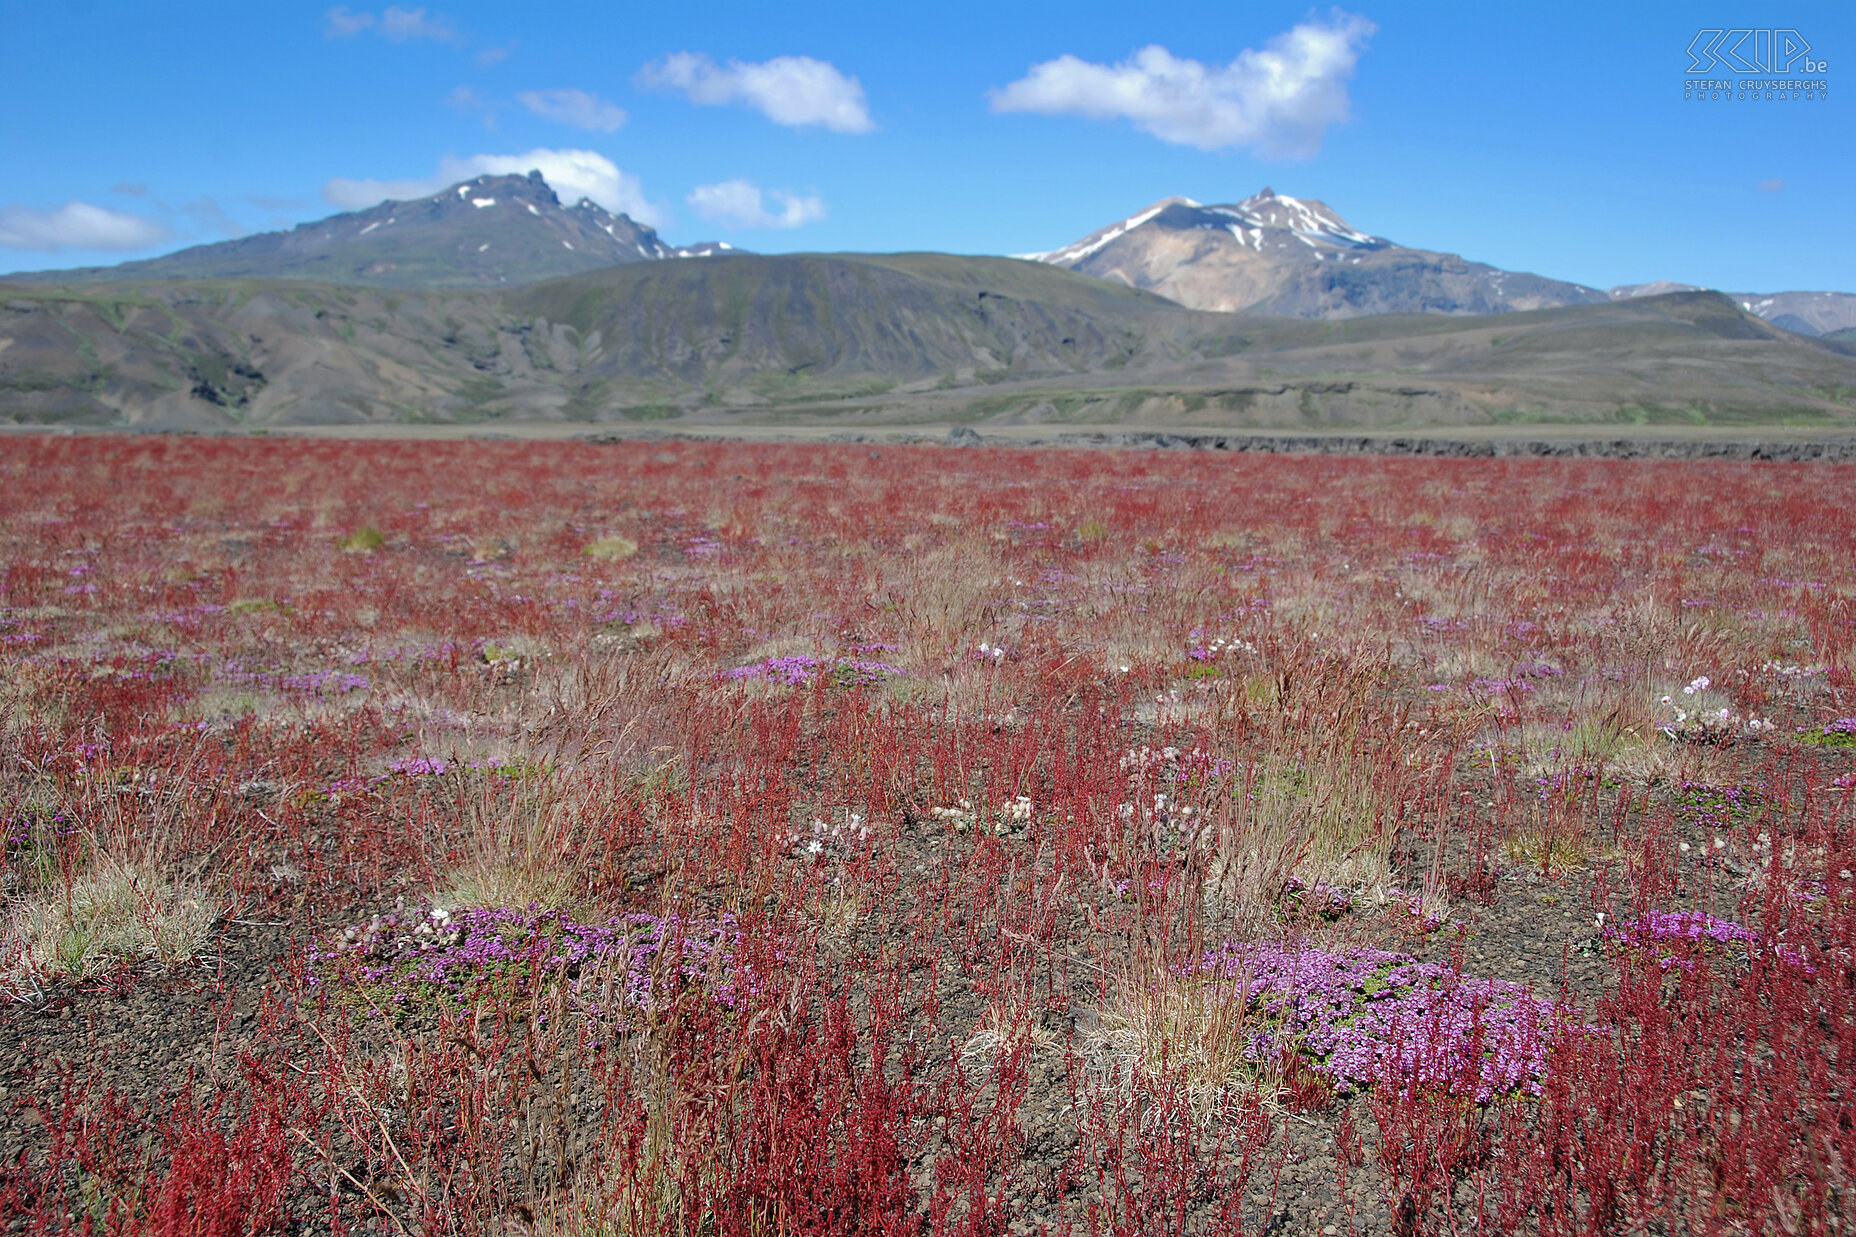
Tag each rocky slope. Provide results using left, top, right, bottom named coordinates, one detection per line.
left=1, top=172, right=709, bottom=289
left=4, top=258, right=1854, bottom=432
left=1610, top=283, right=1856, bottom=337
left=1023, top=189, right=1611, bottom=318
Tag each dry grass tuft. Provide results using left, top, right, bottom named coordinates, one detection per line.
left=805, top=881, right=865, bottom=940
left=1081, top=967, right=1264, bottom=1120
left=429, top=766, right=584, bottom=912
left=4, top=852, right=219, bottom=988
left=583, top=535, right=639, bottom=562
left=960, top=996, right=1062, bottom=1068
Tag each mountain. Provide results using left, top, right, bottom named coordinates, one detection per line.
left=1, top=172, right=712, bottom=289
left=506, top=252, right=1187, bottom=394
left=0, top=254, right=1191, bottom=425
left=1023, top=189, right=1612, bottom=319
left=4, top=256, right=1854, bottom=432
left=1609, top=284, right=1856, bottom=338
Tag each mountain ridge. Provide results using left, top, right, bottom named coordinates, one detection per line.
left=4, top=254, right=1853, bottom=434
left=1028, top=190, right=1856, bottom=334
left=1, top=172, right=737, bottom=289
left=10, top=175, right=1849, bottom=336
left=1607, top=283, right=1856, bottom=337
left=1024, top=188, right=1612, bottom=318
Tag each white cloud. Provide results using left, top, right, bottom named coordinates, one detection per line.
left=325, top=7, right=375, bottom=35
left=687, top=180, right=826, bottom=230
left=988, top=13, right=1375, bottom=157
left=517, top=88, right=628, bottom=133
left=325, top=6, right=457, bottom=43
left=323, top=148, right=663, bottom=226
left=0, top=201, right=170, bottom=252
left=637, top=53, right=873, bottom=133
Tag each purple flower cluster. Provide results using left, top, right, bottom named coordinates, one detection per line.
left=383, top=755, right=548, bottom=778
left=1818, top=718, right=1856, bottom=745
left=723, top=655, right=902, bottom=688
left=1607, top=909, right=1811, bottom=971
left=309, top=905, right=744, bottom=1020
left=1611, top=906, right=1811, bottom=973
left=1610, top=909, right=1754, bottom=950
left=341, top=640, right=472, bottom=666
left=1191, top=942, right=1583, bottom=1102
left=1279, top=877, right=1354, bottom=920
left=1676, top=782, right=1755, bottom=832
left=598, top=605, right=689, bottom=628
left=224, top=660, right=369, bottom=696
left=277, top=669, right=370, bottom=695
left=389, top=756, right=450, bottom=776
left=1466, top=677, right=1536, bottom=696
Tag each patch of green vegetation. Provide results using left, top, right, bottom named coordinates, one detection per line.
left=1049, top=393, right=1104, bottom=421
left=337, top=528, right=386, bottom=553
left=961, top=391, right=1032, bottom=420
left=91, top=299, right=142, bottom=333
left=563, top=378, right=608, bottom=422
left=1801, top=724, right=1856, bottom=748
left=620, top=404, right=681, bottom=422
left=1485, top=407, right=1596, bottom=425
left=1195, top=334, right=1251, bottom=359
left=1611, top=402, right=1842, bottom=427
left=1, top=370, right=98, bottom=395
left=1675, top=783, right=1763, bottom=829
left=454, top=376, right=506, bottom=408
left=1802, top=385, right=1855, bottom=406
left=1112, top=388, right=1154, bottom=416
left=785, top=379, right=895, bottom=404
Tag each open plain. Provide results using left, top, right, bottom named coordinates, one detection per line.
left=0, top=432, right=1852, bottom=1234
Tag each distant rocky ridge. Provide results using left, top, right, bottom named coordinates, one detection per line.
left=4, top=255, right=1854, bottom=434
left=1029, top=189, right=1854, bottom=333
left=1022, top=189, right=1612, bottom=319
left=1608, top=283, right=1856, bottom=338
left=3, top=172, right=739, bottom=289
left=10, top=174, right=1848, bottom=337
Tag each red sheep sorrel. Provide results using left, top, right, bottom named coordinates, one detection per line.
left=0, top=434, right=1852, bottom=1235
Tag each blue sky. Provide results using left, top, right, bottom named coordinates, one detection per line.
left=2, top=1, right=1849, bottom=292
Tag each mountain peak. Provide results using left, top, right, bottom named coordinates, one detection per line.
left=1025, top=190, right=1607, bottom=318
left=7, top=171, right=677, bottom=288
